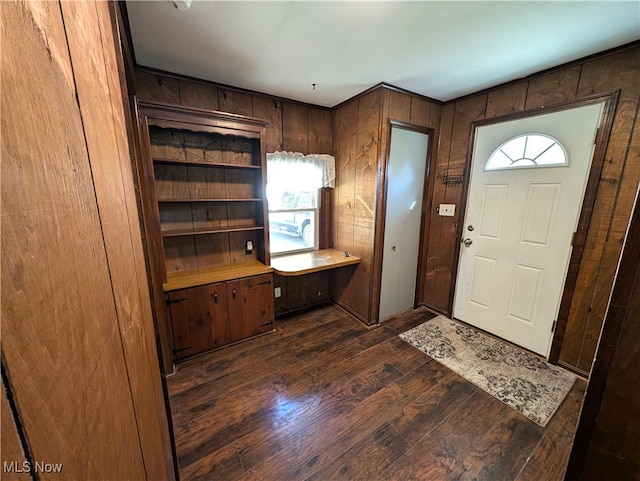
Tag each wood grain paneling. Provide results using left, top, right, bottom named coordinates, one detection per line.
left=331, top=100, right=359, bottom=316
left=218, top=87, right=253, bottom=117
left=436, top=95, right=487, bottom=310
left=576, top=106, right=640, bottom=372
left=388, top=90, right=412, bottom=121
left=422, top=102, right=456, bottom=311
left=558, top=47, right=640, bottom=372
left=352, top=90, right=382, bottom=321
left=282, top=102, right=309, bottom=153
left=135, top=69, right=331, bottom=157
left=309, top=107, right=332, bottom=153
left=136, top=69, right=181, bottom=104
left=485, top=81, right=528, bottom=118
left=62, top=2, right=174, bottom=479
left=253, top=97, right=283, bottom=152
left=525, top=66, right=580, bottom=108
left=566, top=186, right=640, bottom=481
left=410, top=96, right=433, bottom=127
left=179, top=79, right=219, bottom=111
left=1, top=1, right=174, bottom=479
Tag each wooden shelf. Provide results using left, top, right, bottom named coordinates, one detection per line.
left=157, top=198, right=263, bottom=203
left=271, top=249, right=361, bottom=276
left=161, top=226, right=264, bottom=237
left=163, top=260, right=273, bottom=291
left=153, top=157, right=261, bottom=169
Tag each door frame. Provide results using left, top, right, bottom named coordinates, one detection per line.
left=373, top=120, right=435, bottom=323
left=448, top=91, right=619, bottom=363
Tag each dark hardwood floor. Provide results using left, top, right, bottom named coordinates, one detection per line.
left=167, top=305, right=586, bottom=481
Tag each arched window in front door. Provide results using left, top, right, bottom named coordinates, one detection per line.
left=485, top=134, right=568, bottom=171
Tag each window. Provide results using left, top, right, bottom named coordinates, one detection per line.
left=267, top=152, right=335, bottom=255
left=485, top=134, right=567, bottom=171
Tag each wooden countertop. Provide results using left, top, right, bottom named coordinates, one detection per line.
left=163, top=260, right=273, bottom=291
left=271, top=249, right=361, bottom=276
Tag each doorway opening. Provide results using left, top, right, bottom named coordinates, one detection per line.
left=379, top=123, right=430, bottom=321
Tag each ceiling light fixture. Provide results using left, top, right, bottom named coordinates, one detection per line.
left=170, top=0, right=193, bottom=11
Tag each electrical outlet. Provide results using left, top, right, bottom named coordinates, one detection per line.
left=274, top=287, right=282, bottom=298
left=438, top=204, right=456, bottom=217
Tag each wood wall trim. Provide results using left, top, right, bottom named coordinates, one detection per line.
left=114, top=0, right=136, bottom=95
left=333, top=82, right=444, bottom=111
left=138, top=99, right=270, bottom=129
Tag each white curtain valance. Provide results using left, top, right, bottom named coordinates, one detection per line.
left=266, top=151, right=335, bottom=189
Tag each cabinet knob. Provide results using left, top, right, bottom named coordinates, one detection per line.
left=212, top=291, right=218, bottom=303
left=232, top=288, right=237, bottom=299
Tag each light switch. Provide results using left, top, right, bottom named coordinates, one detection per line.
left=438, top=204, right=456, bottom=217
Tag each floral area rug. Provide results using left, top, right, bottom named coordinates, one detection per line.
left=399, top=315, right=576, bottom=427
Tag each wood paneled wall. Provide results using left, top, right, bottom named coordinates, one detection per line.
left=1, top=2, right=174, bottom=479
left=135, top=68, right=332, bottom=155
left=566, top=186, right=640, bottom=481
left=331, top=86, right=442, bottom=324
left=423, top=44, right=640, bottom=374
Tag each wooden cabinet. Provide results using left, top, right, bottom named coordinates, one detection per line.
left=166, top=283, right=229, bottom=360
left=137, top=101, right=275, bottom=361
left=270, top=249, right=360, bottom=316
left=274, top=271, right=330, bottom=315
left=167, top=274, right=274, bottom=361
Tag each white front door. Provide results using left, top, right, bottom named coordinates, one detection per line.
left=379, top=126, right=429, bottom=321
left=453, top=103, right=604, bottom=356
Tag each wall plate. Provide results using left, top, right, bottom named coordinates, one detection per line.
left=439, top=204, right=456, bottom=216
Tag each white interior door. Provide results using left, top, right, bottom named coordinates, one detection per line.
left=379, top=126, right=429, bottom=321
left=453, top=103, right=604, bottom=356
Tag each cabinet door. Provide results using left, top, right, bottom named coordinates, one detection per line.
left=308, top=270, right=329, bottom=303
left=226, top=279, right=244, bottom=343
left=167, top=286, right=215, bottom=360
left=206, top=283, right=230, bottom=348
left=227, top=274, right=275, bottom=341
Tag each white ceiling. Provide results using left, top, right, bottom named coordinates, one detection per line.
left=127, top=1, right=640, bottom=107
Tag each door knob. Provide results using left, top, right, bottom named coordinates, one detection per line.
left=392, top=246, right=396, bottom=252
left=463, top=238, right=473, bottom=247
